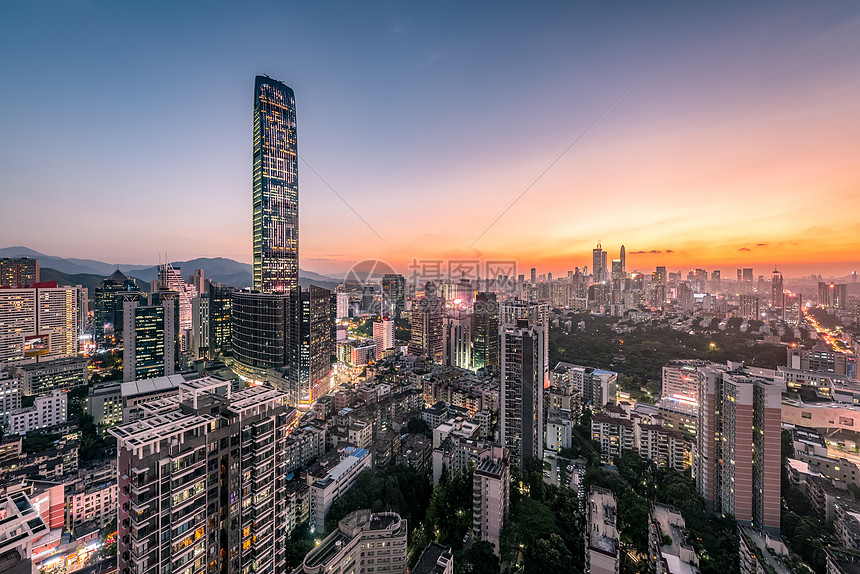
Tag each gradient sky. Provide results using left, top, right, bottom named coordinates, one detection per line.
left=1, top=1, right=859, bottom=278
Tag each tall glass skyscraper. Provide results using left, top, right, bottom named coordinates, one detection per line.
left=253, top=75, right=299, bottom=294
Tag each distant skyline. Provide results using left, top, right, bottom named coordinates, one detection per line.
left=1, top=2, right=859, bottom=277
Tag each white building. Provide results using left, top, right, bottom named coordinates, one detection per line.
left=473, top=451, right=510, bottom=554
left=6, top=389, right=67, bottom=435
left=0, top=367, right=21, bottom=420
left=0, top=284, right=80, bottom=363
left=308, top=446, right=373, bottom=533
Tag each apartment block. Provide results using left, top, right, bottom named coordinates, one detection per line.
left=648, top=503, right=700, bottom=574
left=472, top=450, right=510, bottom=553
left=307, top=446, right=373, bottom=533
left=5, top=390, right=67, bottom=435
left=292, top=510, right=407, bottom=574
left=110, top=380, right=299, bottom=574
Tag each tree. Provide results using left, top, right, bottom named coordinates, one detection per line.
left=456, top=541, right=499, bottom=574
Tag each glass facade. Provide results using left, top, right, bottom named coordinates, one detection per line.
left=253, top=76, right=298, bottom=294
left=231, top=291, right=289, bottom=381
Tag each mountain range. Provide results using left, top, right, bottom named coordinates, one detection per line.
left=0, top=247, right=341, bottom=292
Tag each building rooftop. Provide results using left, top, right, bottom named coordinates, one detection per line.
left=120, top=374, right=185, bottom=398
left=588, top=487, right=619, bottom=557
left=413, top=542, right=453, bottom=574
left=651, top=503, right=699, bottom=574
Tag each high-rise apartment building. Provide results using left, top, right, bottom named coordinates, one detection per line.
left=586, top=487, right=619, bottom=574
left=287, top=285, right=334, bottom=410
left=122, top=291, right=178, bottom=382
left=408, top=284, right=444, bottom=362
left=472, top=450, right=510, bottom=553
left=111, top=380, right=299, bottom=574
left=696, top=363, right=781, bottom=534
left=253, top=75, right=299, bottom=294
left=819, top=282, right=848, bottom=309
left=472, top=292, right=499, bottom=370
left=739, top=294, right=760, bottom=321
left=0, top=257, right=39, bottom=287
left=499, top=300, right=549, bottom=385
left=373, top=317, right=394, bottom=361
left=191, top=293, right=210, bottom=359
left=231, top=291, right=289, bottom=383
left=443, top=310, right=472, bottom=370
left=0, top=283, right=79, bottom=363
left=500, top=320, right=545, bottom=468
left=661, top=360, right=709, bottom=407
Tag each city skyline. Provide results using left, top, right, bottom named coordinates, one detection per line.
left=2, top=2, right=859, bottom=277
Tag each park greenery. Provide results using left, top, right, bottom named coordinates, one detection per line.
left=550, top=315, right=789, bottom=394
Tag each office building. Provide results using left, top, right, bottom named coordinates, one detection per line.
left=189, top=268, right=209, bottom=296
left=500, top=320, right=545, bottom=468
left=472, top=450, right=510, bottom=553
left=93, top=270, right=138, bottom=345
left=111, top=381, right=299, bottom=574
left=472, top=292, right=499, bottom=370
left=787, top=344, right=850, bottom=376
left=648, top=503, right=700, bottom=574
left=382, top=273, right=406, bottom=319
left=208, top=283, right=234, bottom=351
left=231, top=290, right=289, bottom=382
left=586, top=487, right=619, bottom=574
left=696, top=364, right=781, bottom=534
left=0, top=257, right=39, bottom=287
left=156, top=263, right=197, bottom=349
left=771, top=269, right=784, bottom=316
left=0, top=282, right=79, bottom=363
left=308, top=446, right=373, bottom=533
left=253, top=75, right=299, bottom=294
left=5, top=390, right=67, bottom=435
left=191, top=293, right=210, bottom=359
left=10, top=356, right=88, bottom=396
left=288, top=285, right=334, bottom=409
left=593, top=242, right=606, bottom=283
left=122, top=291, right=178, bottom=382
left=292, top=509, right=407, bottom=574
left=374, top=317, right=394, bottom=361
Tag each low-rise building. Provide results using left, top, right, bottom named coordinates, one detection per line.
left=308, top=446, right=373, bottom=533
left=5, top=390, right=67, bottom=435
left=648, top=503, right=699, bottom=574
left=413, top=542, right=454, bottom=574
left=738, top=526, right=798, bottom=574
left=292, top=510, right=407, bottom=574
left=10, top=356, right=88, bottom=396
left=586, top=486, right=619, bottom=574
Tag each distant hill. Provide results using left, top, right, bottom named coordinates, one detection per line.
left=39, top=268, right=149, bottom=294
left=1, top=247, right=341, bottom=290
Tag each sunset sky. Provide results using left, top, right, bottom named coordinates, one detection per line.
left=1, top=1, right=858, bottom=278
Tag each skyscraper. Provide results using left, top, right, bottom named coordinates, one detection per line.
left=157, top=263, right=197, bottom=350
left=500, top=320, right=545, bottom=468
left=253, top=75, right=299, bottom=294
left=231, top=290, right=289, bottom=383
left=0, top=282, right=80, bottom=363
left=288, top=285, right=334, bottom=409
left=122, top=291, right=178, bottom=382
left=473, top=292, right=499, bottom=370
left=381, top=273, right=406, bottom=319
left=619, top=245, right=626, bottom=274
left=93, top=270, right=138, bottom=346
left=592, top=242, right=604, bottom=283
left=408, top=283, right=444, bottom=362
left=771, top=269, right=784, bottom=319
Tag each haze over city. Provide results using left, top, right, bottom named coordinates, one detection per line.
left=2, top=1, right=859, bottom=276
